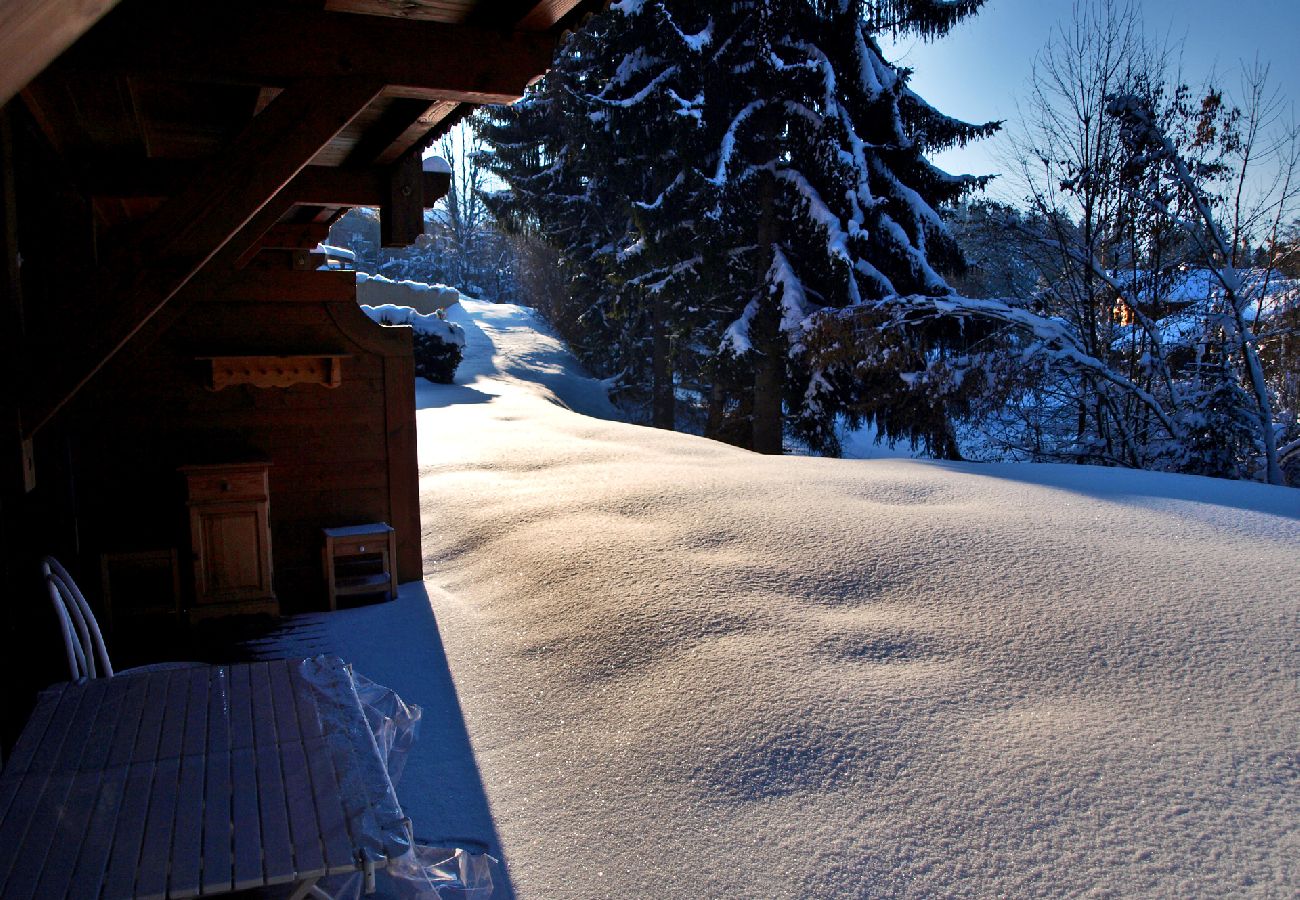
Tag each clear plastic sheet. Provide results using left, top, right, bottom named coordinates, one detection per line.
left=298, top=656, right=412, bottom=863
left=299, top=656, right=499, bottom=899
left=352, top=669, right=422, bottom=789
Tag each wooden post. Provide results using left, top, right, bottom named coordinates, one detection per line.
left=381, top=150, right=425, bottom=248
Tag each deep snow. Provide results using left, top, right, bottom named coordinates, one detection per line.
left=302, top=296, right=1298, bottom=898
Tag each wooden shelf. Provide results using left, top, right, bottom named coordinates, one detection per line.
left=323, top=523, right=396, bottom=610
left=197, top=354, right=350, bottom=390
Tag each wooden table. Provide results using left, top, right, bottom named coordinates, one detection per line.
left=0, top=657, right=411, bottom=900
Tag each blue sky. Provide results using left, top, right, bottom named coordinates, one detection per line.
left=881, top=0, right=1300, bottom=203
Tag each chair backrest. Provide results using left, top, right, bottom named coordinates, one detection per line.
left=41, top=556, right=114, bottom=680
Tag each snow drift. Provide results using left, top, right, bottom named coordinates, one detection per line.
left=305, top=298, right=1298, bottom=898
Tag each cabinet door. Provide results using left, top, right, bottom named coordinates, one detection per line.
left=192, top=502, right=272, bottom=603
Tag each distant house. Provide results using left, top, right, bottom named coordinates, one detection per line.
left=0, top=0, right=605, bottom=741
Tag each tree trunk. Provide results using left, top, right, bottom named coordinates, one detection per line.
left=751, top=169, right=783, bottom=455
left=752, top=331, right=783, bottom=454
left=650, top=293, right=674, bottom=429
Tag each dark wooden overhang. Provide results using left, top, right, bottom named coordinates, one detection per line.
left=4, top=0, right=603, bottom=438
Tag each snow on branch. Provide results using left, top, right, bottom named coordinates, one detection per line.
left=711, top=100, right=765, bottom=185
left=596, top=64, right=680, bottom=107
left=838, top=292, right=1182, bottom=439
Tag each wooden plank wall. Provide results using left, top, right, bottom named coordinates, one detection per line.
left=70, top=264, right=423, bottom=613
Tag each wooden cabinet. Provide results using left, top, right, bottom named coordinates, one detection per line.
left=181, top=462, right=278, bottom=619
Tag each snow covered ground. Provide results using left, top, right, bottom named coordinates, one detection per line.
left=299, top=297, right=1298, bottom=898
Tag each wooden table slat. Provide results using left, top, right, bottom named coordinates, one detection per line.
left=252, top=743, right=296, bottom=884
left=199, top=751, right=234, bottom=896
left=155, top=668, right=192, bottom=761
left=100, top=763, right=159, bottom=900
left=133, top=756, right=182, bottom=900
left=182, top=668, right=211, bottom=757
left=1, top=681, right=113, bottom=900
left=129, top=669, right=174, bottom=765
left=228, top=666, right=263, bottom=891
left=168, top=752, right=207, bottom=898
left=65, top=768, right=130, bottom=900
left=107, top=677, right=154, bottom=768
left=167, top=669, right=212, bottom=898
left=247, top=663, right=277, bottom=749
left=290, top=679, right=356, bottom=873
left=63, top=677, right=153, bottom=900
left=227, top=664, right=254, bottom=752
left=230, top=747, right=263, bottom=892
left=206, top=667, right=232, bottom=753
left=28, top=679, right=135, bottom=900
left=249, top=663, right=297, bottom=884
left=0, top=691, right=57, bottom=772
left=0, top=684, right=101, bottom=890
left=0, top=657, right=408, bottom=900
left=303, top=737, right=358, bottom=874
left=268, top=661, right=302, bottom=745
left=280, top=740, right=328, bottom=879
left=102, top=671, right=177, bottom=900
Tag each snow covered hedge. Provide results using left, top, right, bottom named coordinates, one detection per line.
left=361, top=303, right=466, bottom=384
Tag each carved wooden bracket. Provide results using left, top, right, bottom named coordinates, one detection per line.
left=197, top=354, right=350, bottom=390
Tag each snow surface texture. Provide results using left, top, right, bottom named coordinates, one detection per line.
left=303, top=298, right=1298, bottom=898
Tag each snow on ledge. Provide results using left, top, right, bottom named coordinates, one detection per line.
left=355, top=272, right=461, bottom=315
left=360, top=303, right=466, bottom=347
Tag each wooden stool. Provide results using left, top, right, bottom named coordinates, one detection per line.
left=322, top=523, right=398, bottom=611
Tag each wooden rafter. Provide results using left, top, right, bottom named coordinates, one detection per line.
left=85, top=162, right=451, bottom=208
left=0, top=0, right=123, bottom=106
left=22, top=76, right=386, bottom=435
left=63, top=6, right=559, bottom=105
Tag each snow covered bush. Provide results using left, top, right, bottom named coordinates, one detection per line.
left=361, top=304, right=467, bottom=384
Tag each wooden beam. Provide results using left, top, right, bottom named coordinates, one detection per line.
left=65, top=7, right=559, bottom=105
left=256, top=222, right=333, bottom=251
left=343, top=97, right=444, bottom=167
left=515, top=0, right=588, bottom=30
left=86, top=162, right=451, bottom=208
left=22, top=76, right=385, bottom=435
left=381, top=151, right=425, bottom=248
left=0, top=0, right=122, bottom=107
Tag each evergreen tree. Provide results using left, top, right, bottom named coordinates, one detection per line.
left=479, top=0, right=997, bottom=454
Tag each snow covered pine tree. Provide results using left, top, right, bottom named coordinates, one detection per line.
left=481, top=1, right=997, bottom=455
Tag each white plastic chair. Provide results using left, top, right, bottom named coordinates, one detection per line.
left=42, top=556, right=204, bottom=681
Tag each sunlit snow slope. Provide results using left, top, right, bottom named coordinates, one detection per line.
left=344, top=298, right=1300, bottom=898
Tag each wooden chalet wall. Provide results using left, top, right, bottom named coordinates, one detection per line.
left=71, top=262, right=421, bottom=612
left=0, top=0, right=606, bottom=746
